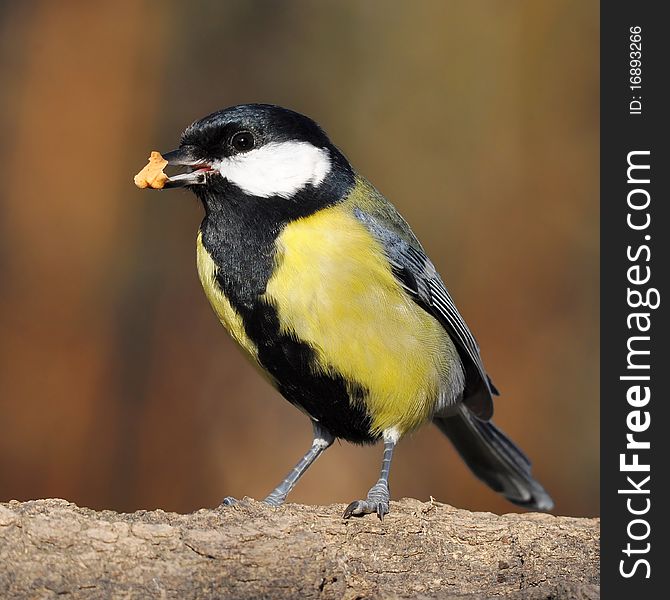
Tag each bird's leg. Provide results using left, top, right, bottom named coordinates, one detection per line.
left=343, top=437, right=396, bottom=520
left=262, top=421, right=335, bottom=507
left=221, top=422, right=333, bottom=508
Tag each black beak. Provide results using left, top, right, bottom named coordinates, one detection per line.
left=162, top=147, right=214, bottom=188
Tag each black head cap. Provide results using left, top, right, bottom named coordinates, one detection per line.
left=181, top=104, right=334, bottom=163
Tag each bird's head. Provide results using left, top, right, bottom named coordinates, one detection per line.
left=162, top=104, right=354, bottom=205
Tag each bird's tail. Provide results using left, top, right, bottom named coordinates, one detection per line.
left=434, top=405, right=554, bottom=511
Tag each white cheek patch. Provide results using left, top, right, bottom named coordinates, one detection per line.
left=216, top=141, right=331, bottom=198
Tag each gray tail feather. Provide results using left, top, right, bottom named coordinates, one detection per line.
left=434, top=405, right=554, bottom=511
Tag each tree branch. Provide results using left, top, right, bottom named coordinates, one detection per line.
left=0, top=498, right=599, bottom=599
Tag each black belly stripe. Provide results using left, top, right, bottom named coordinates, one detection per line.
left=238, top=295, right=376, bottom=444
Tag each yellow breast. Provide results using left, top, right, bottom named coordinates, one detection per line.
left=264, top=206, right=458, bottom=436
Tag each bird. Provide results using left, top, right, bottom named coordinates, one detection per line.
left=150, top=103, right=553, bottom=519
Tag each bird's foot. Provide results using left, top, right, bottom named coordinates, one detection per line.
left=220, top=496, right=240, bottom=507
left=219, top=494, right=286, bottom=508
left=219, top=494, right=286, bottom=509
left=262, top=492, right=286, bottom=508
left=343, top=481, right=390, bottom=520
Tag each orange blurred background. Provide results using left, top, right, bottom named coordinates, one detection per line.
left=0, top=1, right=598, bottom=517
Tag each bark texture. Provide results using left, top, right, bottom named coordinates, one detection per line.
left=0, top=498, right=599, bottom=599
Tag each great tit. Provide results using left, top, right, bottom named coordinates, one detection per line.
left=154, top=103, right=553, bottom=519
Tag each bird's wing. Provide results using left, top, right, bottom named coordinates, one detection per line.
left=353, top=208, right=497, bottom=420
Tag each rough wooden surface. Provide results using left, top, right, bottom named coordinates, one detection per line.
left=0, top=498, right=599, bottom=599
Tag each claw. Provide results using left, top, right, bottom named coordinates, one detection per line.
left=342, top=499, right=389, bottom=520
left=221, top=496, right=238, bottom=507
left=343, top=500, right=366, bottom=519
left=263, top=494, right=285, bottom=508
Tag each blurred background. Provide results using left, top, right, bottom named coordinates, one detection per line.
left=0, top=1, right=598, bottom=517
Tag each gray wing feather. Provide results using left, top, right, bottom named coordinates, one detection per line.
left=353, top=208, right=496, bottom=420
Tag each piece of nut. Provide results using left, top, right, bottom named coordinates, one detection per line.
left=134, top=151, right=169, bottom=189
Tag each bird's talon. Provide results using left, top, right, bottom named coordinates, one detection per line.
left=343, top=500, right=365, bottom=519
left=343, top=499, right=389, bottom=519
left=263, top=495, right=285, bottom=508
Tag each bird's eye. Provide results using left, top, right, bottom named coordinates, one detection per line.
left=230, top=131, right=254, bottom=152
